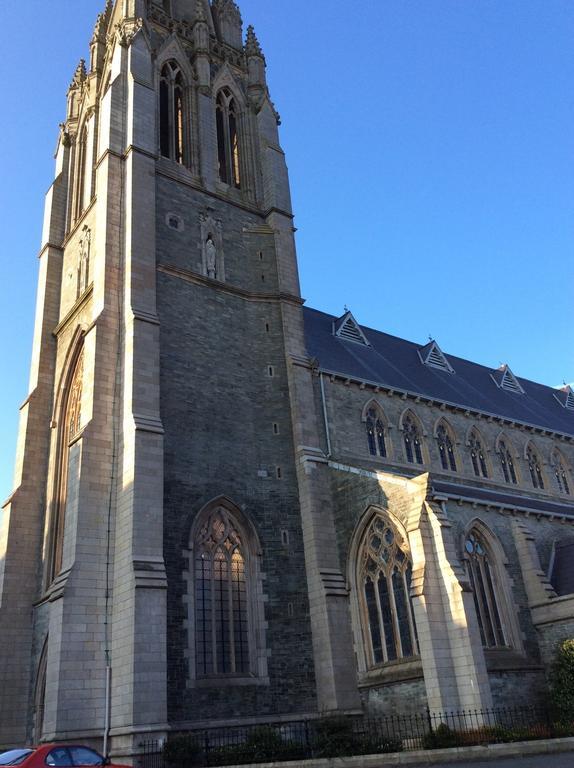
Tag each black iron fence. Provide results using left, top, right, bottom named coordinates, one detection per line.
left=139, top=705, right=574, bottom=767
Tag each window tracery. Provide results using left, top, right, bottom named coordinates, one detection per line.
left=526, top=445, right=545, bottom=490
left=160, top=61, right=185, bottom=164
left=194, top=506, right=250, bottom=677
left=552, top=452, right=571, bottom=496
left=366, top=408, right=387, bottom=458
left=403, top=414, right=424, bottom=465
left=436, top=422, right=457, bottom=472
left=359, top=515, right=418, bottom=666
left=469, top=430, right=489, bottom=478
left=216, top=88, right=241, bottom=188
left=498, top=440, right=518, bottom=485
left=464, top=529, right=508, bottom=649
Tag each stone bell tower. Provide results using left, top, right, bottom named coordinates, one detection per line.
left=0, top=0, right=361, bottom=754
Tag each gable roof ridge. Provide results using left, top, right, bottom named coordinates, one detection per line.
left=333, top=311, right=370, bottom=347
left=418, top=339, right=455, bottom=374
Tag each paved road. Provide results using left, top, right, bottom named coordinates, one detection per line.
left=425, top=753, right=574, bottom=767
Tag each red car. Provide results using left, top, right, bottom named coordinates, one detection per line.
left=0, top=746, right=128, bottom=768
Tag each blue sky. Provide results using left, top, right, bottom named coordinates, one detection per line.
left=0, top=0, right=573, bottom=502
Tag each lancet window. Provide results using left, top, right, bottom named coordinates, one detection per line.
left=469, top=430, right=489, bottom=478
left=160, top=61, right=185, bottom=164
left=74, top=126, right=88, bottom=220
left=464, top=529, right=508, bottom=649
left=194, top=506, right=250, bottom=677
left=437, top=422, right=457, bottom=472
left=552, top=453, right=571, bottom=496
left=216, top=88, right=241, bottom=188
left=359, top=515, right=418, bottom=666
left=526, top=445, right=545, bottom=490
left=403, top=414, right=424, bottom=465
left=499, top=440, right=518, bottom=485
left=366, top=408, right=387, bottom=458
left=48, top=347, right=84, bottom=583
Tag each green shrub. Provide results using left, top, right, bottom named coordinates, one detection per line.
left=207, top=726, right=307, bottom=766
left=163, top=734, right=203, bottom=768
left=312, top=716, right=401, bottom=758
left=423, top=723, right=459, bottom=750
left=549, top=639, right=574, bottom=723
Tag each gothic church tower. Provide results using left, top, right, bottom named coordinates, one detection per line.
left=0, top=0, right=359, bottom=752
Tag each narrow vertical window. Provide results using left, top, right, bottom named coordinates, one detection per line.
left=499, top=440, right=517, bottom=484
left=526, top=446, right=545, bottom=490
left=403, top=414, right=424, bottom=465
left=465, top=530, right=508, bottom=649
left=469, top=430, right=489, bottom=478
left=159, top=62, right=186, bottom=164
left=436, top=422, right=457, bottom=472
left=552, top=453, right=571, bottom=496
left=359, top=516, right=418, bottom=668
left=216, top=88, right=242, bottom=189
left=74, top=126, right=88, bottom=220
left=195, top=507, right=250, bottom=676
left=366, top=408, right=387, bottom=458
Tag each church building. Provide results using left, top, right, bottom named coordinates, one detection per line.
left=1, top=0, right=573, bottom=756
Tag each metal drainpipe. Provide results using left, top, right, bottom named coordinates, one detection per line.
left=320, top=372, right=332, bottom=458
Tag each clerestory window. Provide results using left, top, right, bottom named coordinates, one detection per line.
left=366, top=408, right=387, bottom=458
left=436, top=422, right=457, bottom=472
left=526, top=445, right=545, bottom=490
left=552, top=452, right=571, bottom=496
left=469, top=430, right=489, bottom=478
left=359, top=515, right=418, bottom=666
left=403, top=414, right=424, bottom=465
left=499, top=440, right=518, bottom=485
left=160, top=61, right=185, bottom=164
left=216, top=88, right=241, bottom=188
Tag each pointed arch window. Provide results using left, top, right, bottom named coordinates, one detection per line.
left=194, top=506, right=251, bottom=676
left=436, top=422, right=457, bottom=472
left=469, top=431, right=489, bottom=478
left=160, top=61, right=185, bottom=164
left=499, top=440, right=518, bottom=485
left=216, top=88, right=241, bottom=188
left=48, top=347, right=84, bottom=583
left=526, top=445, right=545, bottom=490
left=366, top=408, right=387, bottom=458
left=74, top=126, right=88, bottom=220
left=552, top=453, right=571, bottom=496
left=403, top=414, right=424, bottom=465
left=464, top=529, right=509, bottom=649
left=359, top=515, right=418, bottom=666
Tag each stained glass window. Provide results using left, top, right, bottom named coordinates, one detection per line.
left=469, top=431, right=489, bottom=478
left=366, top=408, right=387, bottom=458
left=160, top=62, right=185, bottom=164
left=465, top=530, right=507, bottom=649
left=195, top=508, right=249, bottom=676
left=526, top=446, right=545, bottom=490
left=403, top=415, right=424, bottom=465
left=216, top=89, right=241, bottom=188
left=359, top=516, right=418, bottom=666
left=437, top=423, right=457, bottom=472
left=499, top=440, right=517, bottom=484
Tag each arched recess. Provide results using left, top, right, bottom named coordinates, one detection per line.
left=348, top=506, right=419, bottom=674
left=525, top=441, right=546, bottom=490
left=466, top=426, right=491, bottom=479
left=184, top=496, right=268, bottom=684
left=73, top=122, right=89, bottom=220
left=433, top=417, right=459, bottom=472
left=32, top=637, right=48, bottom=744
left=550, top=449, right=572, bottom=496
left=398, top=408, right=427, bottom=466
left=45, top=331, right=85, bottom=585
left=361, top=399, right=391, bottom=459
left=461, top=519, right=522, bottom=653
left=495, top=432, right=520, bottom=485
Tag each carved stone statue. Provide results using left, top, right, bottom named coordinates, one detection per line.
left=205, top=236, right=217, bottom=279
left=77, top=228, right=91, bottom=297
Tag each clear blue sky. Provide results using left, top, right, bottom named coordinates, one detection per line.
left=0, top=0, right=573, bottom=502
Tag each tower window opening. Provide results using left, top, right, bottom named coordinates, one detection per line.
left=216, top=88, right=241, bottom=189
left=159, top=62, right=186, bottom=164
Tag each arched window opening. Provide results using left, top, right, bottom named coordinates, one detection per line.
left=366, top=408, right=387, bottom=458
left=48, top=347, right=84, bottom=583
left=194, top=506, right=250, bottom=677
left=359, top=515, right=418, bottom=666
left=403, top=414, right=424, bottom=465
left=160, top=62, right=185, bottom=164
left=552, top=454, right=571, bottom=496
left=437, top=423, right=457, bottom=472
left=216, top=88, right=241, bottom=188
left=526, top=446, right=544, bottom=490
left=74, top=126, right=88, bottom=220
left=464, top=529, right=508, bottom=649
left=469, top=431, right=489, bottom=478
left=499, top=440, right=517, bottom=485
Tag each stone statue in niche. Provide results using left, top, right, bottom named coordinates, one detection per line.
left=205, top=236, right=217, bottom=279
left=199, top=212, right=224, bottom=282
left=77, top=227, right=91, bottom=298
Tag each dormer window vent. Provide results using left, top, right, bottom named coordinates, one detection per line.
left=333, top=311, right=370, bottom=347
left=493, top=365, right=524, bottom=395
left=554, top=385, right=574, bottom=411
left=419, top=340, right=454, bottom=374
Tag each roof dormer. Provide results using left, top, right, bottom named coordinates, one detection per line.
left=418, top=340, right=454, bottom=374
left=333, top=311, right=370, bottom=347
left=554, top=385, right=574, bottom=411
left=492, top=364, right=524, bottom=395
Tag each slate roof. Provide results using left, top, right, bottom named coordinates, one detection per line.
left=551, top=541, right=574, bottom=596
left=303, top=307, right=574, bottom=438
